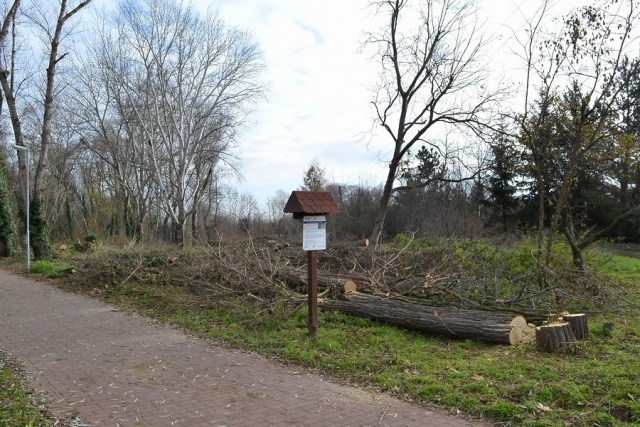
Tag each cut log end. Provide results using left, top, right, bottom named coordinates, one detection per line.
left=343, top=280, right=357, bottom=294
left=509, top=326, right=523, bottom=345
left=510, top=316, right=527, bottom=328
left=509, top=316, right=536, bottom=345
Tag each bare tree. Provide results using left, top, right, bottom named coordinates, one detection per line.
left=69, top=48, right=155, bottom=242
left=0, top=0, right=93, bottom=259
left=505, top=0, right=551, bottom=265
left=80, top=0, right=265, bottom=246
left=366, top=0, right=497, bottom=249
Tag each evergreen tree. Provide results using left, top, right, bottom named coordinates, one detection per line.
left=486, top=142, right=519, bottom=232
left=300, top=158, right=328, bottom=191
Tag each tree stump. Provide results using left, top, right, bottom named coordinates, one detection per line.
left=561, top=313, right=588, bottom=340
left=536, top=323, right=576, bottom=353
left=603, top=322, right=615, bottom=336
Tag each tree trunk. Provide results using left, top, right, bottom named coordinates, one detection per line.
left=320, top=293, right=533, bottom=345
left=370, top=151, right=401, bottom=250
left=191, top=209, right=198, bottom=243
left=29, top=198, right=51, bottom=260
left=562, top=214, right=585, bottom=272
left=532, top=155, right=546, bottom=288
left=535, top=323, right=576, bottom=353
left=173, top=221, right=185, bottom=247
left=0, top=152, right=15, bottom=257
left=561, top=313, right=588, bottom=340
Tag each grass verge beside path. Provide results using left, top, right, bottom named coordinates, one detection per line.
left=0, top=348, right=52, bottom=427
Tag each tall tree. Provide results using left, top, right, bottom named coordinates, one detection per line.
left=366, top=0, right=497, bottom=249
left=523, top=0, right=640, bottom=271
left=485, top=132, right=519, bottom=233
left=0, top=149, right=15, bottom=256
left=77, top=0, right=265, bottom=246
left=0, top=0, right=93, bottom=259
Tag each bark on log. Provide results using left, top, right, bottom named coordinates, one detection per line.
left=535, top=323, right=576, bottom=353
left=561, top=314, right=588, bottom=340
left=319, top=293, right=532, bottom=345
left=275, top=270, right=357, bottom=296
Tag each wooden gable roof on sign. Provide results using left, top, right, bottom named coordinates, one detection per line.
left=284, top=191, right=340, bottom=218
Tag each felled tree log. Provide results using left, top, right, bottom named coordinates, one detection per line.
left=561, top=313, right=588, bottom=340
left=535, top=323, right=576, bottom=352
left=319, top=293, right=533, bottom=345
left=274, top=270, right=358, bottom=295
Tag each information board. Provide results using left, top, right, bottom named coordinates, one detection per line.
left=302, top=215, right=326, bottom=251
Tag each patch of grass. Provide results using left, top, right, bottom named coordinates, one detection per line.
left=30, top=260, right=69, bottom=278
left=93, top=281, right=640, bottom=426
left=0, top=349, right=52, bottom=426
left=588, top=252, right=640, bottom=279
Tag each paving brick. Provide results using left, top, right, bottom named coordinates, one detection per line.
left=0, top=270, right=489, bottom=426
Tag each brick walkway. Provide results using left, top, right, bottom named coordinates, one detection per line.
left=0, top=270, right=489, bottom=427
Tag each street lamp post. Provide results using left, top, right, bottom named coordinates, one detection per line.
left=11, top=145, right=29, bottom=272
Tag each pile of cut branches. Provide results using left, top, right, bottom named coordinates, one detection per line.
left=56, top=238, right=637, bottom=322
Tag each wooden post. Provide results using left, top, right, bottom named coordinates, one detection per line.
left=308, top=250, right=318, bottom=338
left=283, top=191, right=340, bottom=338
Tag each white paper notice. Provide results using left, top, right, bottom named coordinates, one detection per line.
left=302, top=215, right=326, bottom=251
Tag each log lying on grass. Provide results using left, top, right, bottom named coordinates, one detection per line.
left=319, top=293, right=534, bottom=345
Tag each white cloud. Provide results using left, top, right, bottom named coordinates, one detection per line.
left=95, top=0, right=602, bottom=207
left=197, top=0, right=387, bottom=203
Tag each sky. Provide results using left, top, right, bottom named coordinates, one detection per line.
left=95, top=0, right=590, bottom=208
left=199, top=0, right=590, bottom=208
left=207, top=0, right=390, bottom=204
